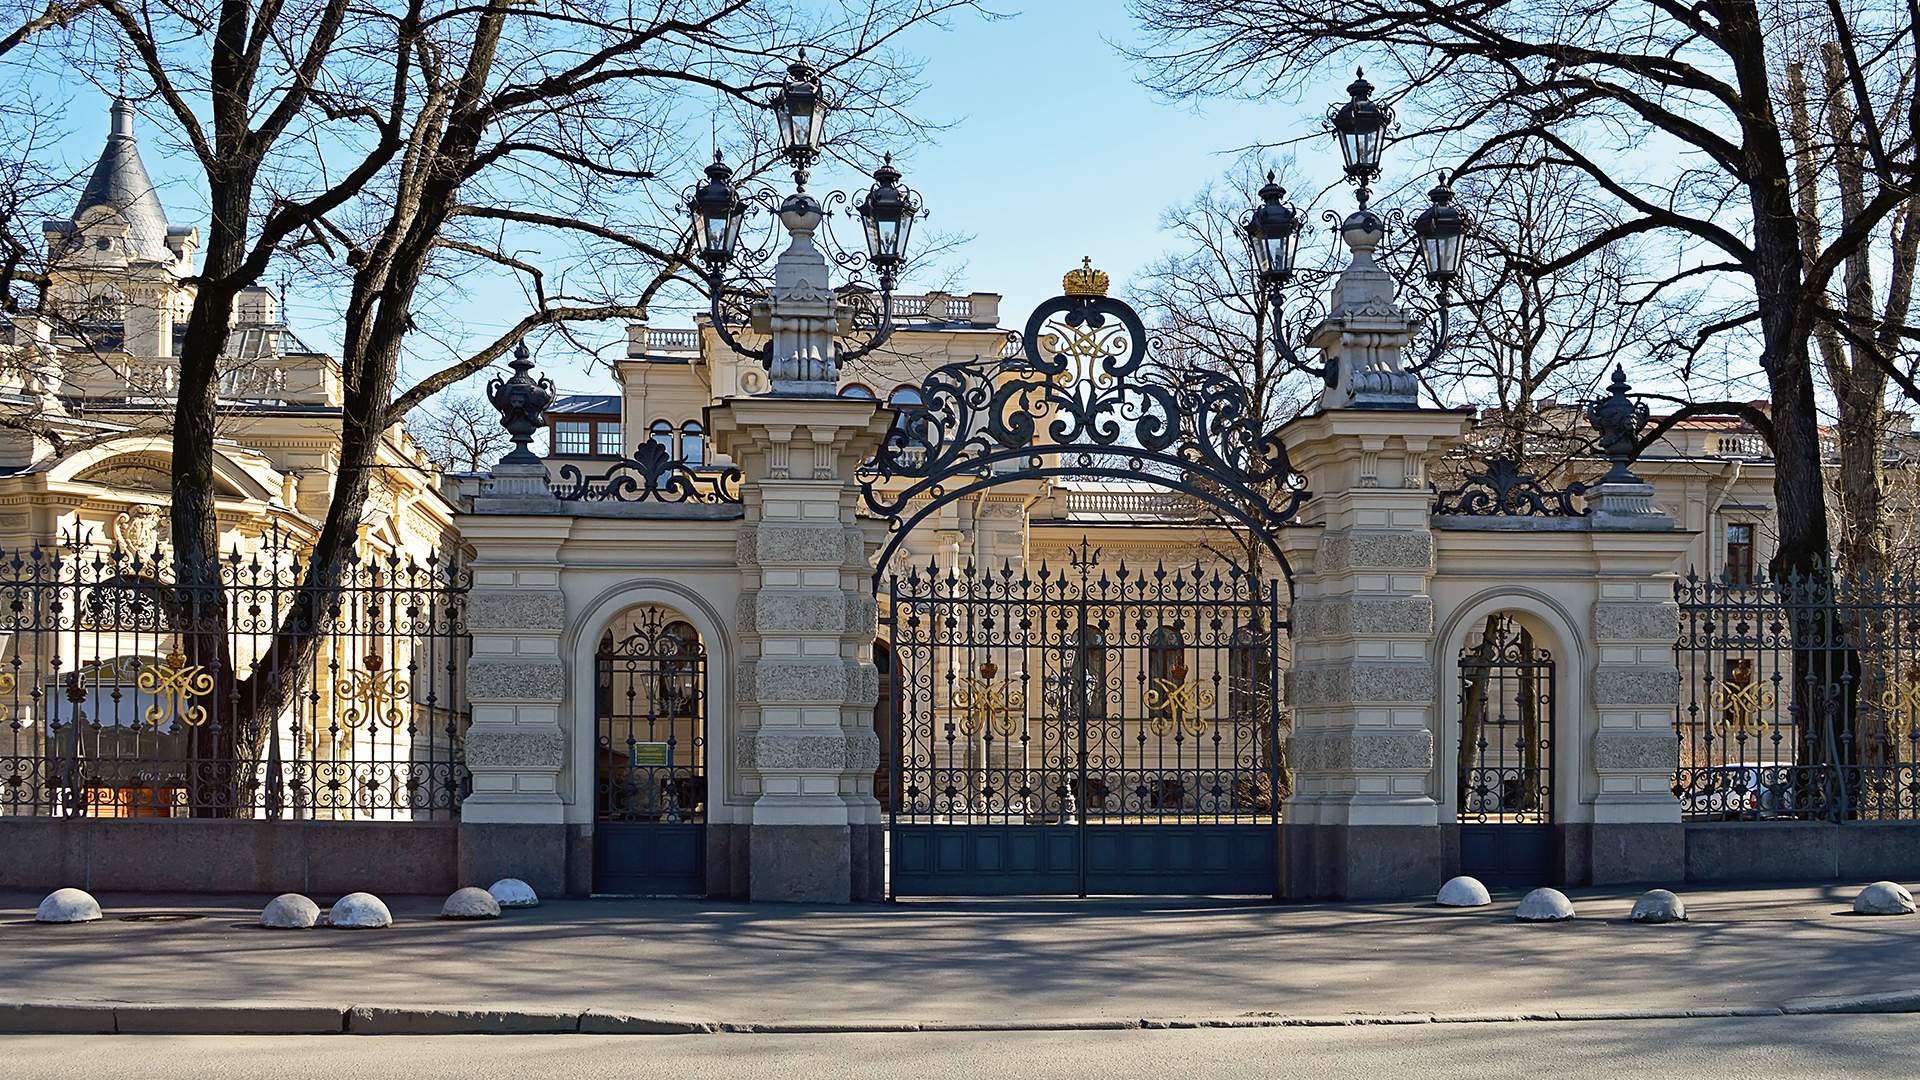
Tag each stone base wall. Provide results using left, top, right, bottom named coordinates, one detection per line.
left=1684, top=821, right=1920, bottom=883
left=0, top=818, right=458, bottom=895
left=1284, top=822, right=1444, bottom=900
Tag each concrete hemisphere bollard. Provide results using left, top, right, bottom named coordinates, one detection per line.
left=327, top=892, right=394, bottom=928
left=261, top=893, right=321, bottom=929
left=1630, top=888, right=1687, bottom=923
left=441, top=886, right=503, bottom=920
left=35, top=888, right=102, bottom=924
left=488, top=877, right=541, bottom=908
left=1853, top=881, right=1916, bottom=916
left=1436, top=876, right=1492, bottom=907
left=1515, top=887, right=1575, bottom=922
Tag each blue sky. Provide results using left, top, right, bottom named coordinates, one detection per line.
left=36, top=4, right=1405, bottom=399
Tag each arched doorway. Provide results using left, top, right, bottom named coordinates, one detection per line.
left=592, top=605, right=708, bottom=894
left=1455, top=614, right=1557, bottom=885
left=861, top=287, right=1304, bottom=897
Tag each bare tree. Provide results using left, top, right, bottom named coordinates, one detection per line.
left=1124, top=0, right=1920, bottom=586
left=13, top=0, right=983, bottom=801
left=408, top=393, right=513, bottom=474
left=1131, top=162, right=1316, bottom=583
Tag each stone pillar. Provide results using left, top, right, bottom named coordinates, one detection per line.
left=456, top=513, right=575, bottom=896
left=1277, top=408, right=1471, bottom=899
left=1311, top=209, right=1418, bottom=411
left=1586, top=517, right=1692, bottom=884
left=709, top=395, right=893, bottom=902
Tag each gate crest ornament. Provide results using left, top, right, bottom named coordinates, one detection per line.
left=859, top=271, right=1309, bottom=575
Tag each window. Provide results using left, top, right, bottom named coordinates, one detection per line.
left=554, top=420, right=591, bottom=455
left=839, top=383, right=877, bottom=399
left=1146, top=627, right=1185, bottom=724
left=888, top=385, right=928, bottom=449
left=680, top=421, right=706, bottom=466
left=1725, top=523, right=1754, bottom=586
left=649, top=419, right=675, bottom=454
left=595, top=423, right=623, bottom=456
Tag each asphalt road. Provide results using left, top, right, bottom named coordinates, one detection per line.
left=3, top=1015, right=1913, bottom=1080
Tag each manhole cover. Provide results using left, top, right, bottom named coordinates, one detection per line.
left=118, top=913, right=206, bottom=923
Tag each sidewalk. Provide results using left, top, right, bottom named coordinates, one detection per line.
left=3, top=884, right=1917, bottom=1034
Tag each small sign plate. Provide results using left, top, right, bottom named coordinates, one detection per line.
left=630, top=741, right=672, bottom=768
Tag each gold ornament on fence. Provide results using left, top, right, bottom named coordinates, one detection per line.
left=0, top=670, right=13, bottom=722
left=952, top=661, right=1026, bottom=738
left=337, top=653, right=411, bottom=730
left=1710, top=662, right=1775, bottom=739
left=1879, top=666, right=1920, bottom=740
left=1146, top=661, right=1215, bottom=737
left=137, top=649, right=214, bottom=728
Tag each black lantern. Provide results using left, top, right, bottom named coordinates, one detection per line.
left=857, top=155, right=916, bottom=274
left=1412, top=172, right=1468, bottom=285
left=1242, top=172, right=1304, bottom=285
left=688, top=151, right=745, bottom=266
left=771, top=51, right=827, bottom=171
left=1329, top=68, right=1392, bottom=183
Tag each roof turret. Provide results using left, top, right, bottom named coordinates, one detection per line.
left=68, top=99, right=181, bottom=264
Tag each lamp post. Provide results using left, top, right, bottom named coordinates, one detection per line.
left=1244, top=68, right=1471, bottom=404
left=688, top=52, right=924, bottom=396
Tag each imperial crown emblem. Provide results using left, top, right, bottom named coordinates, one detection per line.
left=1062, top=256, right=1109, bottom=298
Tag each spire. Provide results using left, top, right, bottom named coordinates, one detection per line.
left=69, top=97, right=178, bottom=264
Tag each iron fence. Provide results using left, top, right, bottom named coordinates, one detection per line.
left=1675, top=568, right=1920, bottom=822
left=0, top=531, right=469, bottom=820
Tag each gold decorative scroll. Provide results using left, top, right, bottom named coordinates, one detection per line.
left=0, top=670, right=13, bottom=721
left=952, top=661, right=1026, bottom=737
left=1880, top=668, right=1920, bottom=740
left=1146, top=675, right=1216, bottom=737
left=1710, top=678, right=1775, bottom=739
left=137, top=649, right=214, bottom=728
left=337, top=653, right=411, bottom=730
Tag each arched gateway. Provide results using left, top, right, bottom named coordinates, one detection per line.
left=858, top=278, right=1307, bottom=896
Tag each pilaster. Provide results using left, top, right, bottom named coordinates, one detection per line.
left=710, top=395, right=893, bottom=902
left=456, top=513, right=573, bottom=895
left=1277, top=407, right=1471, bottom=898
left=1584, top=525, right=1694, bottom=883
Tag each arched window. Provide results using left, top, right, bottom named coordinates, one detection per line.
left=839, top=383, right=877, bottom=399
left=888, top=385, right=928, bottom=449
left=1147, top=627, right=1186, bottom=723
left=649, top=419, right=674, bottom=455
left=680, top=421, right=706, bottom=466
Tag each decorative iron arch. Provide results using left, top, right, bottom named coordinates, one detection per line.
left=858, top=289, right=1309, bottom=579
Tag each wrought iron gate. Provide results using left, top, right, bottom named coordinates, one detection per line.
left=1456, top=618, right=1556, bottom=885
left=884, top=551, right=1285, bottom=896
left=593, top=609, right=707, bottom=894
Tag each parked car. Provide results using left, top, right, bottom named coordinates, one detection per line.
left=1678, top=765, right=1802, bottom=819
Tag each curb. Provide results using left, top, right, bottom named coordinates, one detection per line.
left=0, top=995, right=1913, bottom=1036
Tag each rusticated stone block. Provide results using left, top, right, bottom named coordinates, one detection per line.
left=1290, top=661, right=1437, bottom=705
left=467, top=590, right=566, bottom=631
left=753, top=592, right=853, bottom=632
left=1294, top=596, right=1434, bottom=639
left=1591, top=729, right=1679, bottom=771
left=1592, top=601, right=1679, bottom=643
left=465, top=728, right=567, bottom=770
left=468, top=659, right=566, bottom=701
left=1593, top=665, right=1681, bottom=706
left=751, top=523, right=856, bottom=565
left=1292, top=728, right=1434, bottom=771
left=735, top=729, right=881, bottom=772
left=751, top=660, right=855, bottom=704
left=1314, top=531, right=1434, bottom=575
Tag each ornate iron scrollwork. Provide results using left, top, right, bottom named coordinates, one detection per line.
left=859, top=285, right=1308, bottom=573
left=1432, top=457, right=1589, bottom=517
left=554, top=440, right=742, bottom=504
